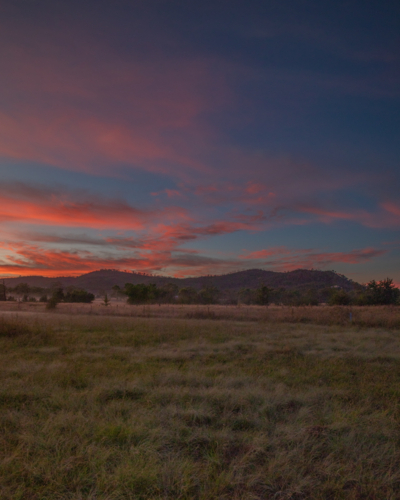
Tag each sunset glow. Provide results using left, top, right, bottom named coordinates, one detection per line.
left=0, top=0, right=399, bottom=281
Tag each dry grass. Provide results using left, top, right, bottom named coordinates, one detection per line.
left=1, top=301, right=400, bottom=329
left=0, top=309, right=400, bottom=499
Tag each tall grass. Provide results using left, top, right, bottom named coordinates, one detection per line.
left=0, top=312, right=399, bottom=498
left=1, top=301, right=400, bottom=329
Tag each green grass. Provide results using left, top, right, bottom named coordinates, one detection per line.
left=0, top=313, right=400, bottom=499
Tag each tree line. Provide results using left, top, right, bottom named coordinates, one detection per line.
left=2, top=283, right=94, bottom=306
left=2, top=277, right=398, bottom=307
left=114, top=278, right=400, bottom=306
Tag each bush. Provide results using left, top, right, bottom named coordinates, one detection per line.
left=255, top=285, right=272, bottom=305
left=178, top=287, right=198, bottom=304
left=46, top=297, right=59, bottom=310
left=329, top=289, right=351, bottom=306
left=64, top=288, right=95, bottom=303
left=198, top=286, right=220, bottom=305
left=124, top=283, right=159, bottom=304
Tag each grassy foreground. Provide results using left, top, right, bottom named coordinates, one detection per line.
left=1, top=311, right=400, bottom=499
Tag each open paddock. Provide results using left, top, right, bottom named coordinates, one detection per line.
left=1, top=301, right=400, bottom=329
left=0, top=308, right=400, bottom=498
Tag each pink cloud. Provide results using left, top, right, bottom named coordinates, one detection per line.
left=240, top=246, right=386, bottom=271
left=0, top=240, right=242, bottom=278
left=240, top=247, right=293, bottom=259
left=382, top=201, right=400, bottom=218
left=0, top=25, right=232, bottom=179
left=0, top=182, right=267, bottom=276
left=245, top=181, right=265, bottom=194
left=298, top=202, right=400, bottom=229
left=0, top=183, right=191, bottom=230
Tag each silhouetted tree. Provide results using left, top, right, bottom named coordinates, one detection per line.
left=178, top=287, right=198, bottom=304
left=256, top=284, right=272, bottom=305
left=64, top=288, right=94, bottom=303
left=51, top=287, right=65, bottom=303
left=14, top=283, right=30, bottom=301
left=158, top=283, right=179, bottom=303
left=365, top=278, right=399, bottom=305
left=111, top=285, right=125, bottom=301
left=0, top=282, right=6, bottom=301
left=329, top=289, right=351, bottom=306
left=198, top=286, right=220, bottom=304
left=124, top=283, right=159, bottom=304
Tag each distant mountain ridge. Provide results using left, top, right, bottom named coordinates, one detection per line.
left=2, top=268, right=357, bottom=293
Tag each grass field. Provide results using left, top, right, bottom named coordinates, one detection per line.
left=1, top=301, right=400, bottom=329
left=1, top=306, right=400, bottom=499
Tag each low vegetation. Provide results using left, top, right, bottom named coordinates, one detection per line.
left=116, top=278, right=400, bottom=307
left=1, top=301, right=400, bottom=329
left=0, top=309, right=400, bottom=498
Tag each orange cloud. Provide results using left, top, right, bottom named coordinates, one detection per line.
left=0, top=189, right=266, bottom=277
left=0, top=183, right=188, bottom=230
left=0, top=241, right=240, bottom=278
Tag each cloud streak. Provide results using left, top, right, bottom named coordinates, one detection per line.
left=0, top=182, right=187, bottom=230
left=240, top=246, right=387, bottom=271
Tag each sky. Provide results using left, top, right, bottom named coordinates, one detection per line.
left=0, top=0, right=399, bottom=283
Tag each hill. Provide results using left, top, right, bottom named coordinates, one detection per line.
left=2, top=268, right=356, bottom=294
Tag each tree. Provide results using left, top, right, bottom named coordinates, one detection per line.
left=14, top=283, right=30, bottom=301
left=46, top=296, right=59, bottom=310
left=64, top=288, right=95, bottom=303
left=238, top=288, right=255, bottom=305
left=198, top=286, right=220, bottom=305
left=178, top=287, right=198, bottom=304
left=158, top=283, right=179, bottom=303
left=256, top=284, right=272, bottom=305
left=365, top=278, right=400, bottom=305
left=111, top=285, right=125, bottom=301
left=51, top=287, right=65, bottom=303
left=123, top=283, right=159, bottom=304
left=0, top=282, right=6, bottom=301
left=329, top=289, right=351, bottom=306
left=300, top=288, right=319, bottom=306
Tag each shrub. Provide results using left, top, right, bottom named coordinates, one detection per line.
left=178, top=287, right=198, bottom=304
left=46, top=297, right=59, bottom=310
left=124, top=283, right=160, bottom=304
left=255, top=284, right=272, bottom=305
left=329, top=289, right=351, bottom=306
left=198, top=286, right=220, bottom=305
left=64, top=288, right=95, bottom=303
